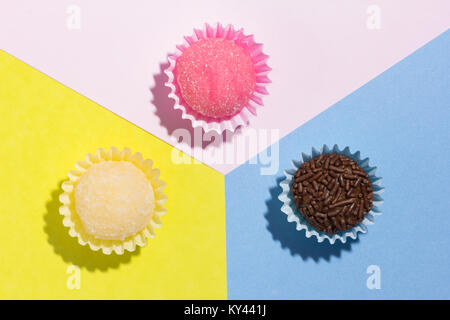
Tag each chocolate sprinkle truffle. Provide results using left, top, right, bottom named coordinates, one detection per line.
left=291, top=153, right=374, bottom=235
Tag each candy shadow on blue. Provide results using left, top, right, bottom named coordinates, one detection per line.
left=264, top=176, right=357, bottom=262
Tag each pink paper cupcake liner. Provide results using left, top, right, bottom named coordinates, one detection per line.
left=165, top=23, right=271, bottom=134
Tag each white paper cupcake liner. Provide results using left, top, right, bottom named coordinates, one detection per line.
left=59, top=147, right=167, bottom=255
left=165, top=22, right=271, bottom=134
left=278, top=144, right=384, bottom=244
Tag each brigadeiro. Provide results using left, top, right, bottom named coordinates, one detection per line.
left=291, top=153, right=373, bottom=234
left=165, top=23, right=271, bottom=133
left=279, top=145, right=383, bottom=244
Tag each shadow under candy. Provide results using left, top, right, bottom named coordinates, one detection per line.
left=264, top=176, right=359, bottom=262
left=149, top=62, right=238, bottom=151
left=43, top=180, right=140, bottom=272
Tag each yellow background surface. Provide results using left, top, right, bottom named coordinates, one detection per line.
left=0, top=50, right=227, bottom=299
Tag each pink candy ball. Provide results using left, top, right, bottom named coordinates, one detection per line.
left=176, top=38, right=256, bottom=118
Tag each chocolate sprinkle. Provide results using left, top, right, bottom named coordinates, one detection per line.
left=291, top=153, right=374, bottom=235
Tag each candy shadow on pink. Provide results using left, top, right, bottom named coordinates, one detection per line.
left=264, top=177, right=358, bottom=262
left=150, top=62, right=237, bottom=150
left=43, top=180, right=140, bottom=271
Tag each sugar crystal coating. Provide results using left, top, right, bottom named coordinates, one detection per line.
left=74, top=161, right=155, bottom=240
left=176, top=38, right=256, bottom=118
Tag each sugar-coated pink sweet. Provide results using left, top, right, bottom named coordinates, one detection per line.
left=176, top=38, right=256, bottom=118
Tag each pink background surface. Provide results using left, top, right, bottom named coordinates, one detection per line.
left=1, top=0, right=448, bottom=174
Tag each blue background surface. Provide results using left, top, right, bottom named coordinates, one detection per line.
left=225, top=31, right=450, bottom=299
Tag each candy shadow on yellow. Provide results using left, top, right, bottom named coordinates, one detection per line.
left=43, top=180, right=140, bottom=272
